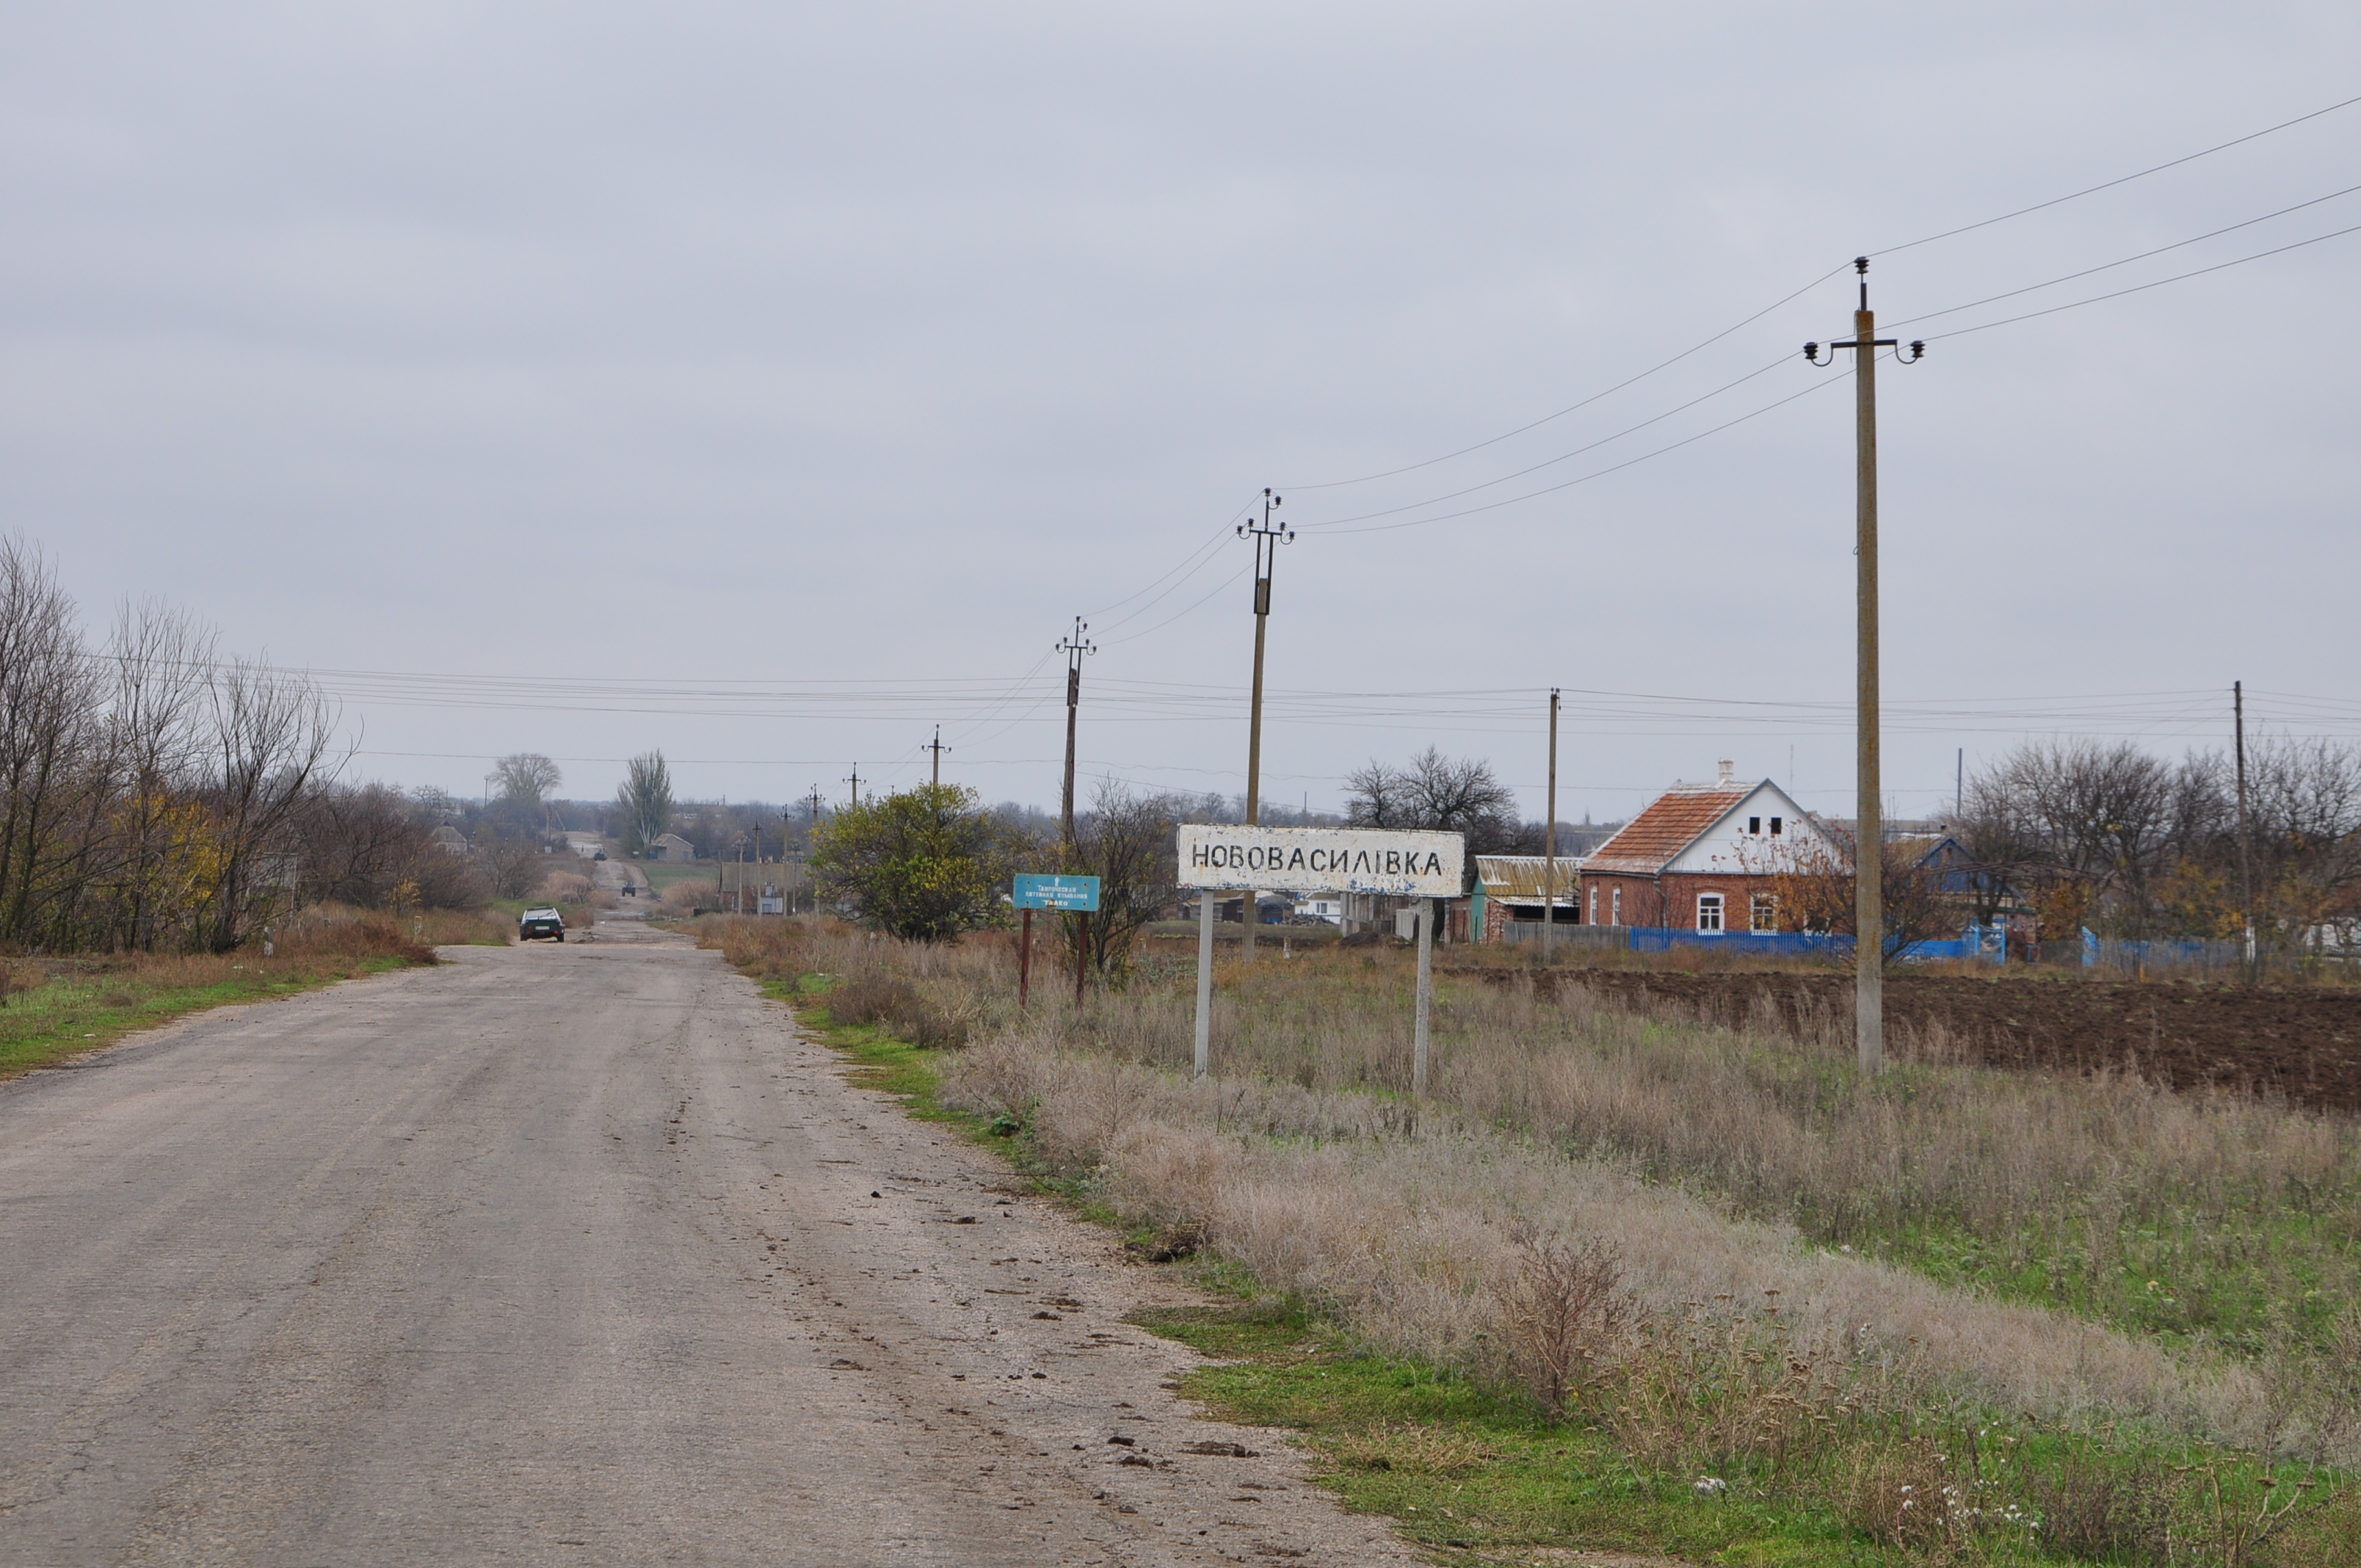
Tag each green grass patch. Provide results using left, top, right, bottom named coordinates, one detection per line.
left=0, top=954, right=418, bottom=1078
left=759, top=972, right=978, bottom=1130
left=1130, top=1300, right=1881, bottom=1566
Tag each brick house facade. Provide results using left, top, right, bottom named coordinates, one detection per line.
left=1581, top=762, right=1829, bottom=934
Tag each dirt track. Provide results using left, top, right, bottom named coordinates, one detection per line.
left=0, top=929, right=1419, bottom=1566
left=1526, top=968, right=2361, bottom=1111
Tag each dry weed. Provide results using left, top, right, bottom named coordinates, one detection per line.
left=1492, top=1231, right=1627, bottom=1418
left=1329, top=1424, right=1501, bottom=1478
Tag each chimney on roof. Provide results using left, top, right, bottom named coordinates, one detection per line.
left=1717, top=758, right=1736, bottom=785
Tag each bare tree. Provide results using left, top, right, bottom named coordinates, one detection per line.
left=1346, top=747, right=1520, bottom=887
left=0, top=538, right=105, bottom=947
left=100, top=599, right=217, bottom=949
left=494, top=752, right=563, bottom=830
left=1062, top=780, right=1185, bottom=979
left=197, top=658, right=342, bottom=953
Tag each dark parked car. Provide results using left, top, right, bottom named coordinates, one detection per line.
left=592, top=849, right=608, bottom=861
left=519, top=906, right=566, bottom=941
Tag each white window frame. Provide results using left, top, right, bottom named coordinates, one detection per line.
left=1589, top=886, right=1598, bottom=924
left=1610, top=886, right=1622, bottom=925
left=1697, top=893, right=1724, bottom=933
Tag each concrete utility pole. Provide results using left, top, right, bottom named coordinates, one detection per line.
left=1807, top=257, right=1924, bottom=1075
left=2235, top=681, right=2256, bottom=968
left=807, top=785, right=825, bottom=912
left=1238, top=489, right=1294, bottom=962
left=924, top=725, right=951, bottom=789
left=1543, top=688, right=1560, bottom=962
left=1057, top=618, right=1094, bottom=856
left=844, top=764, right=861, bottom=808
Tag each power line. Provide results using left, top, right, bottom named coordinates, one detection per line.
left=1871, top=90, right=2361, bottom=257
left=1302, top=368, right=1855, bottom=537
left=1279, top=92, right=2361, bottom=500
left=1892, top=181, right=2361, bottom=332
left=1294, top=352, right=1794, bottom=530
left=1284, top=265, right=1850, bottom=493
left=1915, top=219, right=2361, bottom=342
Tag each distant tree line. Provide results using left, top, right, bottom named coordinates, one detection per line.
left=1954, top=736, right=2361, bottom=949
left=0, top=538, right=399, bottom=952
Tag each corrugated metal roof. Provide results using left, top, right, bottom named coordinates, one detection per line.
left=1476, top=856, right=1578, bottom=901
left=1581, top=785, right=1750, bottom=876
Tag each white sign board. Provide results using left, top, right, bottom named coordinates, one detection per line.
left=1176, top=825, right=1464, bottom=897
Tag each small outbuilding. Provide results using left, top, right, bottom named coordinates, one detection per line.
left=645, top=832, right=697, bottom=862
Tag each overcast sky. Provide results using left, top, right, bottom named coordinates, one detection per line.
left=4, top=4, right=2357, bottom=824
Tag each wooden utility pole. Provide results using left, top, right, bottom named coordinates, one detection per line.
left=1807, top=258, right=1923, bottom=1075
left=2235, top=681, right=2256, bottom=969
left=1058, top=618, right=1093, bottom=854
left=1238, top=490, right=1294, bottom=962
left=1543, top=688, right=1560, bottom=962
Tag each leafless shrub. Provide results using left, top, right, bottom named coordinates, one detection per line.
left=1490, top=1230, right=1626, bottom=1417
left=2028, top=1445, right=2172, bottom=1562
left=830, top=973, right=968, bottom=1049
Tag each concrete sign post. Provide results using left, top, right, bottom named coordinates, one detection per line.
left=1013, top=874, right=1100, bottom=1011
left=1177, top=827, right=1462, bottom=1086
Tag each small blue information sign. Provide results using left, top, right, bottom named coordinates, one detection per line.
left=1012, top=873, right=1101, bottom=911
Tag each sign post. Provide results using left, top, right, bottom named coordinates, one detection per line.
left=1194, top=891, right=1215, bottom=1077
left=1176, top=826, right=1462, bottom=1084
left=1018, top=909, right=1033, bottom=1008
left=1012, top=874, right=1102, bottom=1012
left=1414, top=899, right=1435, bottom=1095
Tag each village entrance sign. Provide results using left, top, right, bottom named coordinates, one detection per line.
left=1177, top=826, right=1463, bottom=1089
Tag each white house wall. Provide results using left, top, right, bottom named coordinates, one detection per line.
left=1663, top=782, right=1831, bottom=874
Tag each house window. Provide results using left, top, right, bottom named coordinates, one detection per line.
left=1610, top=886, right=1622, bottom=925
left=1769, top=816, right=1782, bottom=836
left=1751, top=893, right=1778, bottom=932
left=1697, top=893, right=1724, bottom=933
left=1588, top=886, right=1597, bottom=924
left=1749, top=816, right=1761, bottom=835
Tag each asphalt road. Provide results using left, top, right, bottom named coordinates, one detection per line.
left=0, top=929, right=1415, bottom=1567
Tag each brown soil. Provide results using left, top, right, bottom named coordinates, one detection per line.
left=1515, top=968, right=2361, bottom=1113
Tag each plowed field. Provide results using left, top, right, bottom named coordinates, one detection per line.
left=1526, top=969, right=2361, bottom=1113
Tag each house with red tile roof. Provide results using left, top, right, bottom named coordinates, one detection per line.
left=1581, top=760, right=1831, bottom=933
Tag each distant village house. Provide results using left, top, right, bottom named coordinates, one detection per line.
left=1579, top=760, right=1829, bottom=932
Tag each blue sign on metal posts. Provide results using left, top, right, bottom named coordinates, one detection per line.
left=1012, top=873, right=1101, bottom=912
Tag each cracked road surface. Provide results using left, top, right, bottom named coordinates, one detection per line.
left=0, top=931, right=1418, bottom=1566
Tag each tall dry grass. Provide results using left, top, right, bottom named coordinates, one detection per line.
left=944, top=1029, right=2307, bottom=1453
left=701, top=918, right=2361, bottom=1461
left=987, top=951, right=2361, bottom=1359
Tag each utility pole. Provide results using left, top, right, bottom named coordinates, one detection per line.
left=1956, top=748, right=1964, bottom=821
left=805, top=785, right=824, bottom=913
left=1807, top=257, right=1924, bottom=1075
left=844, top=764, right=861, bottom=808
left=1238, top=488, right=1294, bottom=962
left=1057, top=617, right=1094, bottom=855
left=924, top=725, right=951, bottom=790
left=2235, top=681, right=2256, bottom=969
left=1543, top=688, right=1560, bottom=962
